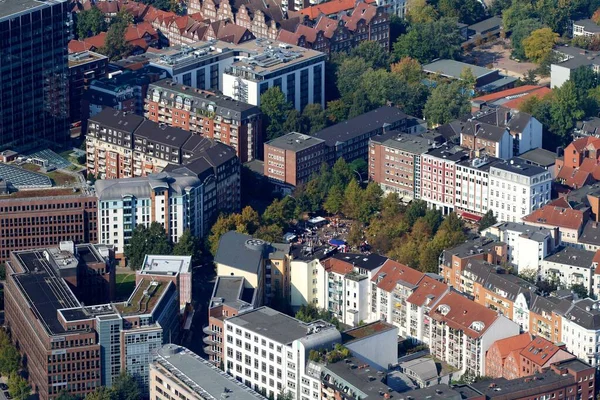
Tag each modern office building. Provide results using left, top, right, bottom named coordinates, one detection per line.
left=223, top=307, right=341, bottom=400
left=263, top=133, right=326, bottom=189
left=145, top=79, right=262, bottom=162
left=0, top=192, right=98, bottom=262
left=151, top=344, right=268, bottom=400
left=138, top=255, right=193, bottom=313
left=68, top=51, right=108, bottom=124
left=5, top=242, right=181, bottom=399
left=0, top=0, right=71, bottom=150
left=368, top=132, right=433, bottom=200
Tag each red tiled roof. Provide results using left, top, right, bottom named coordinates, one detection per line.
left=519, top=337, right=570, bottom=366
left=315, top=15, right=339, bottom=38
left=557, top=166, right=592, bottom=188
left=522, top=205, right=585, bottom=231
left=124, top=22, right=157, bottom=42
left=96, top=1, right=120, bottom=14
left=344, top=1, right=377, bottom=30
left=83, top=32, right=108, bottom=50
left=473, top=85, right=543, bottom=103
left=321, top=258, right=354, bottom=275
left=490, top=333, right=533, bottom=358
left=295, top=24, right=318, bottom=43
left=430, top=291, right=499, bottom=339
left=406, top=275, right=448, bottom=307
left=300, top=0, right=356, bottom=19
left=68, top=39, right=92, bottom=53
left=549, top=197, right=571, bottom=209
left=371, top=259, right=424, bottom=293
left=277, top=29, right=302, bottom=45
left=504, top=87, right=552, bottom=110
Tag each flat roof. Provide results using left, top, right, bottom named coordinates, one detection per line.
left=68, top=51, right=107, bottom=67
left=518, top=148, right=557, bottom=167
left=209, top=276, right=254, bottom=312
left=323, top=356, right=394, bottom=399
left=471, top=369, right=574, bottom=398
left=226, top=307, right=315, bottom=344
left=369, top=131, right=433, bottom=154
left=140, top=255, right=192, bottom=276
left=0, top=0, right=66, bottom=20
left=266, top=132, right=325, bottom=152
left=155, top=345, right=267, bottom=400
left=490, top=158, right=548, bottom=177
left=423, top=59, right=495, bottom=80
left=113, top=279, right=171, bottom=315
left=342, top=321, right=396, bottom=344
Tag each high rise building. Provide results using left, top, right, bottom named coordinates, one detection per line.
left=0, top=0, right=71, bottom=150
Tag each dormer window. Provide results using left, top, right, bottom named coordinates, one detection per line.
left=437, top=305, right=450, bottom=316
left=470, top=321, right=485, bottom=332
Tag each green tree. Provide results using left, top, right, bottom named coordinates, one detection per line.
left=478, top=210, right=498, bottom=232
left=261, top=87, right=293, bottom=140
left=550, top=80, right=586, bottom=143
left=173, top=229, right=202, bottom=265
left=348, top=91, right=374, bottom=119
left=0, top=343, right=21, bottom=377
left=393, top=18, right=462, bottom=63
left=302, top=104, right=328, bottom=134
left=423, top=81, right=470, bottom=127
left=326, top=100, right=349, bottom=123
left=254, top=224, right=283, bottom=243
left=438, top=0, right=486, bottom=24
left=76, top=7, right=107, bottom=39
left=350, top=41, right=390, bottom=70
left=510, top=18, right=543, bottom=60
left=361, top=181, right=383, bottom=219
left=111, top=372, right=142, bottom=400
left=282, top=109, right=308, bottom=134
left=571, top=283, right=589, bottom=299
left=336, top=57, right=371, bottom=101
left=323, top=185, right=344, bottom=215
left=521, top=69, right=540, bottom=85
left=407, top=0, right=439, bottom=23
left=459, top=67, right=477, bottom=91
left=343, top=179, right=364, bottom=221
left=99, top=10, right=132, bottom=60
left=124, top=222, right=173, bottom=270
left=502, top=2, right=536, bottom=32
left=56, top=390, right=79, bottom=400
left=8, top=373, right=30, bottom=400
left=85, top=388, right=113, bottom=400
left=523, top=28, right=559, bottom=63
left=208, top=214, right=237, bottom=255
left=391, top=57, right=423, bottom=85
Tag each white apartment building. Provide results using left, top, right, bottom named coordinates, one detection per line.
left=561, top=298, right=600, bottom=367
left=95, top=171, right=209, bottom=258
left=325, top=253, right=387, bottom=327
left=454, top=156, right=496, bottom=217
left=482, top=221, right=554, bottom=274
left=223, top=307, right=341, bottom=400
left=540, top=246, right=596, bottom=296
left=375, top=0, right=408, bottom=17
left=289, top=251, right=330, bottom=309
left=428, top=291, right=520, bottom=376
left=487, top=158, right=551, bottom=223
left=405, top=275, right=449, bottom=344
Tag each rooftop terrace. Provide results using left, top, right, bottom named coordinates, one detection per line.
left=114, top=279, right=170, bottom=315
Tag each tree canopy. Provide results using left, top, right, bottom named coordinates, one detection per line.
left=260, top=87, right=293, bottom=140
left=76, top=8, right=107, bottom=39
left=523, top=28, right=559, bottom=63
left=124, top=222, right=173, bottom=270
left=8, top=373, right=30, bottom=400
left=393, top=18, right=463, bottom=63
left=423, top=81, right=471, bottom=127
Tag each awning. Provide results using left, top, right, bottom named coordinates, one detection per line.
left=460, top=211, right=482, bottom=222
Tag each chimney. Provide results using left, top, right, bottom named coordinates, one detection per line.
left=505, top=109, right=511, bottom=124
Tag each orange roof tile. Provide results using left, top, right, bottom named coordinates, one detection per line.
left=490, top=333, right=533, bottom=358
left=406, top=276, right=448, bottom=307
left=315, top=15, right=339, bottom=38
left=300, top=0, right=356, bottom=19
left=295, top=24, right=318, bottom=43
left=430, top=291, right=499, bottom=339
left=68, top=40, right=92, bottom=53
left=321, top=258, right=354, bottom=275
left=522, top=205, right=585, bottom=231
left=371, top=259, right=424, bottom=292
left=344, top=2, right=377, bottom=30
left=504, top=87, right=552, bottom=110
left=83, top=32, right=107, bottom=50
left=124, top=22, right=157, bottom=42
left=277, top=29, right=302, bottom=45
left=473, top=85, right=543, bottom=103
left=520, top=337, right=569, bottom=366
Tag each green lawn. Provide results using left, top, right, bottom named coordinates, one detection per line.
left=115, top=273, right=136, bottom=301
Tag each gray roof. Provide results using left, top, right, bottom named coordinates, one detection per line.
left=543, top=246, right=596, bottom=268
left=462, top=120, right=507, bottom=142
left=226, top=307, right=333, bottom=344
left=0, top=0, right=66, bottom=20
left=425, top=144, right=470, bottom=162
left=397, top=385, right=474, bottom=400
left=490, top=158, right=548, bottom=177
left=398, top=357, right=439, bottom=381
left=88, top=108, right=144, bottom=133
left=313, top=107, right=408, bottom=147
left=135, top=120, right=192, bottom=148
left=94, top=171, right=202, bottom=201
left=468, top=16, right=503, bottom=34
left=495, top=222, right=552, bottom=242
left=423, top=59, right=495, bottom=80
left=266, top=132, right=325, bottom=152
left=579, top=220, right=600, bottom=246
left=154, top=345, right=267, bottom=400
left=369, top=131, right=433, bottom=154
left=209, top=276, right=254, bottom=312
left=563, top=298, right=600, bottom=330
left=322, top=356, right=395, bottom=399
left=331, top=252, right=387, bottom=271
left=518, top=148, right=557, bottom=167
left=471, top=107, right=533, bottom=134
left=214, top=231, right=266, bottom=274
left=574, top=19, right=600, bottom=33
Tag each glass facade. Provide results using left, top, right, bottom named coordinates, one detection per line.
left=0, top=0, right=70, bottom=150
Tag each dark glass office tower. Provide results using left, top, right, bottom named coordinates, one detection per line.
left=0, top=0, right=70, bottom=150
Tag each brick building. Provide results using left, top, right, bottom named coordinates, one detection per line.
left=485, top=333, right=533, bottom=379
left=68, top=51, right=108, bottom=124
left=145, top=79, right=262, bottom=162
left=0, top=192, right=98, bottom=262
left=263, top=132, right=326, bottom=189
left=368, top=132, right=433, bottom=201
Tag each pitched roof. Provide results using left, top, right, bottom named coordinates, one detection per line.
left=68, top=39, right=92, bottom=53
left=82, top=32, right=107, bottom=50
left=473, top=85, right=543, bottom=103
left=504, top=87, right=552, bottom=110
left=522, top=205, right=585, bottom=231
left=124, top=22, right=158, bottom=43
left=295, top=24, right=318, bottom=43
left=277, top=28, right=302, bottom=45
left=406, top=275, right=448, bottom=307
left=300, top=0, right=356, bottom=19
left=430, top=291, right=499, bottom=339
left=371, top=259, right=425, bottom=292
left=315, top=15, right=340, bottom=38
left=491, top=333, right=533, bottom=358
left=214, top=20, right=255, bottom=44
left=520, top=336, right=570, bottom=366
left=321, top=258, right=354, bottom=275
left=344, top=1, right=377, bottom=31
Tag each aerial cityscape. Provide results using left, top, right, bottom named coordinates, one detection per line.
left=4, top=0, right=600, bottom=399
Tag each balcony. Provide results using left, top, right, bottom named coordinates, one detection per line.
left=203, top=326, right=216, bottom=335
left=204, top=346, right=218, bottom=355
left=203, top=336, right=217, bottom=345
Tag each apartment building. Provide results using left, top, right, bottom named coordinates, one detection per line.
left=555, top=135, right=600, bottom=189
left=428, top=291, right=520, bottom=377
left=68, top=51, right=108, bottom=124
left=214, top=231, right=291, bottom=304
left=95, top=170, right=217, bottom=258
left=487, top=158, right=552, bottom=223
left=541, top=247, right=597, bottom=296
left=263, top=133, right=327, bottom=189
left=420, top=144, right=470, bottom=215
left=145, top=79, right=263, bottom=162
left=0, top=0, right=70, bottom=150
left=368, top=132, right=433, bottom=200
left=288, top=246, right=333, bottom=309
left=560, top=298, right=600, bottom=367
left=485, top=333, right=533, bottom=379
left=0, top=192, right=98, bottom=262
left=205, top=276, right=259, bottom=364
left=314, top=107, right=410, bottom=166
left=482, top=222, right=555, bottom=274
left=223, top=307, right=341, bottom=400
left=460, top=120, right=512, bottom=160
left=323, top=253, right=386, bottom=327
left=454, top=155, right=498, bottom=218
left=527, top=294, right=568, bottom=344
left=522, top=201, right=587, bottom=247
left=572, top=18, right=600, bottom=37
left=151, top=344, right=268, bottom=400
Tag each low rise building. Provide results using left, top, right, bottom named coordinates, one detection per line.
left=151, top=344, right=268, bottom=400
left=485, top=333, right=533, bottom=379
left=572, top=18, right=600, bottom=37
left=263, top=133, right=326, bottom=189
left=223, top=307, right=341, bottom=400
left=341, top=322, right=398, bottom=370
left=540, top=247, right=596, bottom=295
left=522, top=201, right=587, bottom=247
left=551, top=45, right=600, bottom=88
left=146, top=79, right=262, bottom=162
left=422, top=60, right=518, bottom=94
left=368, top=132, right=433, bottom=200
left=487, top=158, right=552, bottom=223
